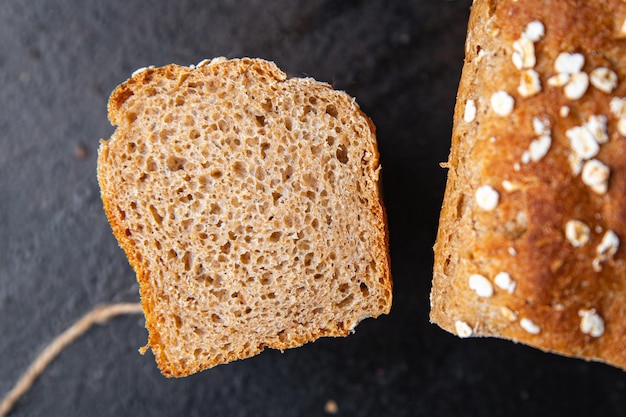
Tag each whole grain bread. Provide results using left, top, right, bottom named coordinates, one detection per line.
left=97, top=58, right=392, bottom=377
left=431, top=0, right=626, bottom=370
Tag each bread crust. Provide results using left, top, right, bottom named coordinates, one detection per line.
left=98, top=58, right=391, bottom=376
left=431, top=0, right=626, bottom=369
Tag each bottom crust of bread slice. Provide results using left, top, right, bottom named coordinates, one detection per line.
left=97, top=58, right=392, bottom=377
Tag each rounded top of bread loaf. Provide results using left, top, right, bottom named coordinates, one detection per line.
left=431, top=0, right=626, bottom=370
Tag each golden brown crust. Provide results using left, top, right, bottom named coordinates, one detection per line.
left=97, top=143, right=172, bottom=371
left=431, top=0, right=626, bottom=369
left=98, top=58, right=391, bottom=377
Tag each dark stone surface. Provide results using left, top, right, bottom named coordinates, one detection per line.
left=1, top=1, right=625, bottom=416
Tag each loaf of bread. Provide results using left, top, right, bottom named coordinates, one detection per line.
left=431, top=0, right=626, bottom=369
left=97, top=58, right=392, bottom=377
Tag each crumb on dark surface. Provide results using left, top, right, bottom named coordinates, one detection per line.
left=74, top=143, right=89, bottom=160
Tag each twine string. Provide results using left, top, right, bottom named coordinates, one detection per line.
left=0, top=303, right=144, bottom=417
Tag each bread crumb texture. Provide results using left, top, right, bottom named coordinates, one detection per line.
left=431, top=0, right=626, bottom=370
left=97, top=58, right=391, bottom=377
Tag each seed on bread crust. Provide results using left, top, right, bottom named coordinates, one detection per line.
left=500, top=306, right=518, bottom=321
left=522, top=134, right=551, bottom=163
left=494, top=272, right=516, bottom=294
left=565, top=220, right=591, bottom=247
left=513, top=37, right=536, bottom=70
left=581, top=159, right=610, bottom=194
left=518, top=69, right=542, bottom=98
left=598, top=231, right=620, bottom=257
left=455, top=321, right=474, bottom=338
left=475, top=185, right=499, bottom=211
left=512, top=21, right=544, bottom=69
left=589, top=67, right=618, bottom=93
left=464, top=99, right=477, bottom=122
left=555, top=52, right=585, bottom=74
left=566, top=126, right=600, bottom=160
left=131, top=65, right=154, bottom=77
left=468, top=274, right=494, bottom=297
left=593, top=230, right=620, bottom=271
left=523, top=21, right=545, bottom=42
left=564, top=72, right=589, bottom=100
left=490, top=91, right=514, bottom=116
left=609, top=97, right=626, bottom=136
left=579, top=309, right=605, bottom=337
left=520, top=318, right=541, bottom=335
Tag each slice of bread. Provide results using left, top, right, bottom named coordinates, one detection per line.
left=97, top=57, right=392, bottom=377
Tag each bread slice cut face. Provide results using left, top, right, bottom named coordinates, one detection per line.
left=97, top=58, right=392, bottom=377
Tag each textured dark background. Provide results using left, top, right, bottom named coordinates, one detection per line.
left=1, top=1, right=625, bottom=416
